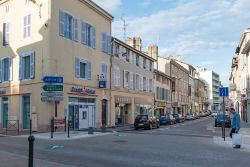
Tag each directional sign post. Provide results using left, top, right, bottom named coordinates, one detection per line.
left=42, top=85, right=63, bottom=91
left=42, top=76, right=63, bottom=83
left=219, top=87, right=229, bottom=141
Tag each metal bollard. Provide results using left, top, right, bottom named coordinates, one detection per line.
left=51, top=118, right=54, bottom=139
left=88, top=127, right=94, bottom=135
left=28, top=135, right=35, bottom=167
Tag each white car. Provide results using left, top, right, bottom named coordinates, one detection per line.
left=211, top=111, right=219, bottom=117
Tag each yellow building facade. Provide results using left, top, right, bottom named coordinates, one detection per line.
left=0, top=0, right=113, bottom=131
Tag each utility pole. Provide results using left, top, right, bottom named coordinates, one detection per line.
left=121, top=15, right=128, bottom=41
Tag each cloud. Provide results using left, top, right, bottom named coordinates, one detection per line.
left=200, top=61, right=216, bottom=66
left=92, top=0, right=122, bottom=13
left=112, top=0, right=250, bottom=57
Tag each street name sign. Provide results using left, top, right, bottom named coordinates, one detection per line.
left=219, top=87, right=229, bottom=97
left=42, top=85, right=63, bottom=91
left=41, top=96, right=63, bottom=102
left=42, top=76, right=63, bottom=83
left=41, top=92, right=64, bottom=97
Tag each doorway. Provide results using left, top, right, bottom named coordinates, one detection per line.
left=102, top=99, right=107, bottom=126
left=68, top=105, right=79, bottom=130
left=22, top=96, right=30, bottom=129
left=2, top=97, right=8, bottom=128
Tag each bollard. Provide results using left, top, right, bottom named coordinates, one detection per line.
left=88, top=127, right=94, bottom=135
left=29, top=119, right=32, bottom=136
left=28, top=135, right=35, bottom=167
left=67, top=120, right=70, bottom=138
left=51, top=118, right=54, bottom=139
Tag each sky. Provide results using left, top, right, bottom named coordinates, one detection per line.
left=93, top=0, right=250, bottom=86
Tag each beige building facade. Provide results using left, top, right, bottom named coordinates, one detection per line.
left=0, top=0, right=113, bottom=131
left=111, top=38, right=155, bottom=125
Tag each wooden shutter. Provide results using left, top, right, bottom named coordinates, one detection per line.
left=8, top=57, right=12, bottom=81
left=19, top=55, right=23, bottom=80
left=59, top=10, right=64, bottom=36
left=91, top=27, right=96, bottom=48
left=73, top=17, right=78, bottom=41
left=81, top=22, right=87, bottom=44
left=75, top=57, right=80, bottom=78
left=87, top=61, right=92, bottom=80
left=30, top=51, right=35, bottom=79
left=101, top=32, right=106, bottom=52
left=130, top=72, right=133, bottom=89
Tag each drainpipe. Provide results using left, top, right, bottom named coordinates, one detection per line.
left=109, top=39, right=114, bottom=127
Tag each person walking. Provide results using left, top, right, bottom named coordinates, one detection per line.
left=229, top=107, right=241, bottom=148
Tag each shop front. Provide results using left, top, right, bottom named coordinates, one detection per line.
left=155, top=101, right=166, bottom=117
left=135, top=97, right=154, bottom=117
left=115, top=96, right=132, bottom=125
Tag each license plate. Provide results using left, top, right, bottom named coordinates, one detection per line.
left=138, top=124, right=144, bottom=126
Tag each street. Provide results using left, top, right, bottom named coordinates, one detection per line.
left=0, top=117, right=249, bottom=167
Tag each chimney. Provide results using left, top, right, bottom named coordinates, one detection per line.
left=125, top=37, right=142, bottom=51
left=148, top=45, right=158, bottom=70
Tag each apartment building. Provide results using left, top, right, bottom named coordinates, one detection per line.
left=197, top=68, right=222, bottom=111
left=0, top=0, right=113, bottom=131
left=111, top=38, right=155, bottom=125
left=229, top=28, right=250, bottom=122
left=154, top=69, right=172, bottom=117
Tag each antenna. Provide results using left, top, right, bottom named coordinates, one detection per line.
left=121, top=14, right=128, bottom=41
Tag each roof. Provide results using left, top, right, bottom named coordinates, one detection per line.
left=113, top=37, right=156, bottom=61
left=154, top=70, right=173, bottom=80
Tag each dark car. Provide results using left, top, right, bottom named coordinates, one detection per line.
left=159, top=115, right=171, bottom=125
left=215, top=114, right=231, bottom=128
left=134, top=115, right=160, bottom=130
left=172, top=113, right=185, bottom=123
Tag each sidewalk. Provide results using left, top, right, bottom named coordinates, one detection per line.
left=17, top=131, right=113, bottom=140
left=213, top=121, right=250, bottom=152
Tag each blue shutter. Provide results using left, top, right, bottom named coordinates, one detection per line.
left=102, top=63, right=107, bottom=78
left=91, top=27, right=96, bottom=48
left=107, top=35, right=111, bottom=55
left=8, top=57, right=12, bottom=81
left=81, top=22, right=87, bottom=44
left=59, top=10, right=64, bottom=36
left=30, top=51, right=35, bottom=79
left=73, top=17, right=78, bottom=41
left=0, top=59, right=2, bottom=83
left=75, top=57, right=80, bottom=78
left=19, top=55, right=23, bottom=80
left=87, top=61, right=91, bottom=80
left=101, top=32, right=106, bottom=53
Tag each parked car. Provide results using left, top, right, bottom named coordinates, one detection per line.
left=169, top=115, right=176, bottom=124
left=159, top=115, right=170, bottom=125
left=211, top=111, right=219, bottom=117
left=185, top=113, right=194, bottom=120
left=134, top=115, right=160, bottom=130
left=215, top=114, right=231, bottom=128
left=200, top=111, right=206, bottom=117
left=172, top=113, right=185, bottom=123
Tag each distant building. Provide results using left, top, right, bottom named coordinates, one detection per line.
left=197, top=68, right=222, bottom=111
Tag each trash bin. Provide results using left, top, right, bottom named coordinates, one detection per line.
left=88, top=127, right=94, bottom=134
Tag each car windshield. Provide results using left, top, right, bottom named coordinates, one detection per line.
left=136, top=115, right=148, bottom=120
left=217, top=114, right=229, bottom=119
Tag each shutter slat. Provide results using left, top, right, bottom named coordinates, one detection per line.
left=87, top=61, right=92, bottom=80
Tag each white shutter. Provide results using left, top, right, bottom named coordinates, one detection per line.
left=23, top=16, right=27, bottom=38
left=129, top=51, right=133, bottom=63
left=59, top=10, right=64, bottom=36
left=130, top=72, right=133, bottom=89
left=123, top=70, right=126, bottom=88
left=117, top=67, right=120, bottom=86
left=30, top=51, right=35, bottom=79
left=139, top=76, right=143, bottom=91
left=75, top=57, right=80, bottom=78
left=73, top=17, right=78, bottom=41
left=139, top=56, right=143, bottom=68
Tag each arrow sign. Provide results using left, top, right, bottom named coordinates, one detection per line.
left=219, top=87, right=229, bottom=97
left=42, top=85, right=63, bottom=91
left=42, top=76, right=63, bottom=83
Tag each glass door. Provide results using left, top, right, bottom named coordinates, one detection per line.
left=68, top=105, right=79, bottom=130
left=2, top=97, right=8, bottom=128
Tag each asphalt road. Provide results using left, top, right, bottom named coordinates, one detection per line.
left=0, top=117, right=249, bottom=167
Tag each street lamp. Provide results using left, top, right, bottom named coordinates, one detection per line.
left=31, top=0, right=42, bottom=18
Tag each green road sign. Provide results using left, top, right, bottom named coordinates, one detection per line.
left=42, top=85, right=63, bottom=91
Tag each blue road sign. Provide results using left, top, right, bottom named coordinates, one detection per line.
left=219, top=87, right=229, bottom=97
left=99, top=80, right=106, bottom=88
left=42, top=76, right=63, bottom=83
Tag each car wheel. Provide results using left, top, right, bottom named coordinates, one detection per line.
left=157, top=123, right=160, bottom=128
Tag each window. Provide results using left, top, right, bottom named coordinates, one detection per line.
left=143, top=58, right=146, bottom=69
left=0, top=57, right=12, bottom=82
left=124, top=71, right=129, bottom=88
left=125, top=50, right=130, bottom=62
left=101, top=32, right=111, bottom=54
left=114, top=66, right=120, bottom=86
left=136, top=55, right=139, bottom=66
left=75, top=58, right=91, bottom=80
left=3, top=23, right=10, bottom=46
left=156, top=74, right=161, bottom=82
left=143, top=77, right=147, bottom=91
left=149, top=61, right=153, bottom=71
left=23, top=14, right=31, bottom=38
left=19, top=51, right=35, bottom=80
left=149, top=79, right=153, bottom=92
left=82, top=111, right=87, bottom=119
left=81, top=22, right=95, bottom=48
left=114, top=44, right=119, bottom=57
left=59, top=10, right=78, bottom=41
left=135, top=74, right=140, bottom=90
left=162, top=78, right=167, bottom=84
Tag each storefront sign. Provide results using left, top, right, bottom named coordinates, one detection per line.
left=99, top=80, right=106, bottom=88
left=156, top=101, right=166, bottom=107
left=115, top=96, right=132, bottom=104
left=0, top=89, right=6, bottom=95
left=71, top=87, right=96, bottom=95
left=54, top=117, right=66, bottom=127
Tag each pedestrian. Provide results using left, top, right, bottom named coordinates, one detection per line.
left=229, top=107, right=241, bottom=148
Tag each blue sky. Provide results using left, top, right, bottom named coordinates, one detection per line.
left=93, top=0, right=250, bottom=86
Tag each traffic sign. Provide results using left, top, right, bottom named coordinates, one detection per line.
left=42, top=76, right=63, bottom=83
left=219, top=87, right=229, bottom=97
left=42, top=85, right=63, bottom=91
left=99, top=80, right=106, bottom=88
left=41, top=96, right=63, bottom=102
left=41, top=92, right=64, bottom=97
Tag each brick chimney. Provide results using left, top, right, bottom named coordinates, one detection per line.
left=148, top=45, right=158, bottom=70
left=125, top=37, right=142, bottom=51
